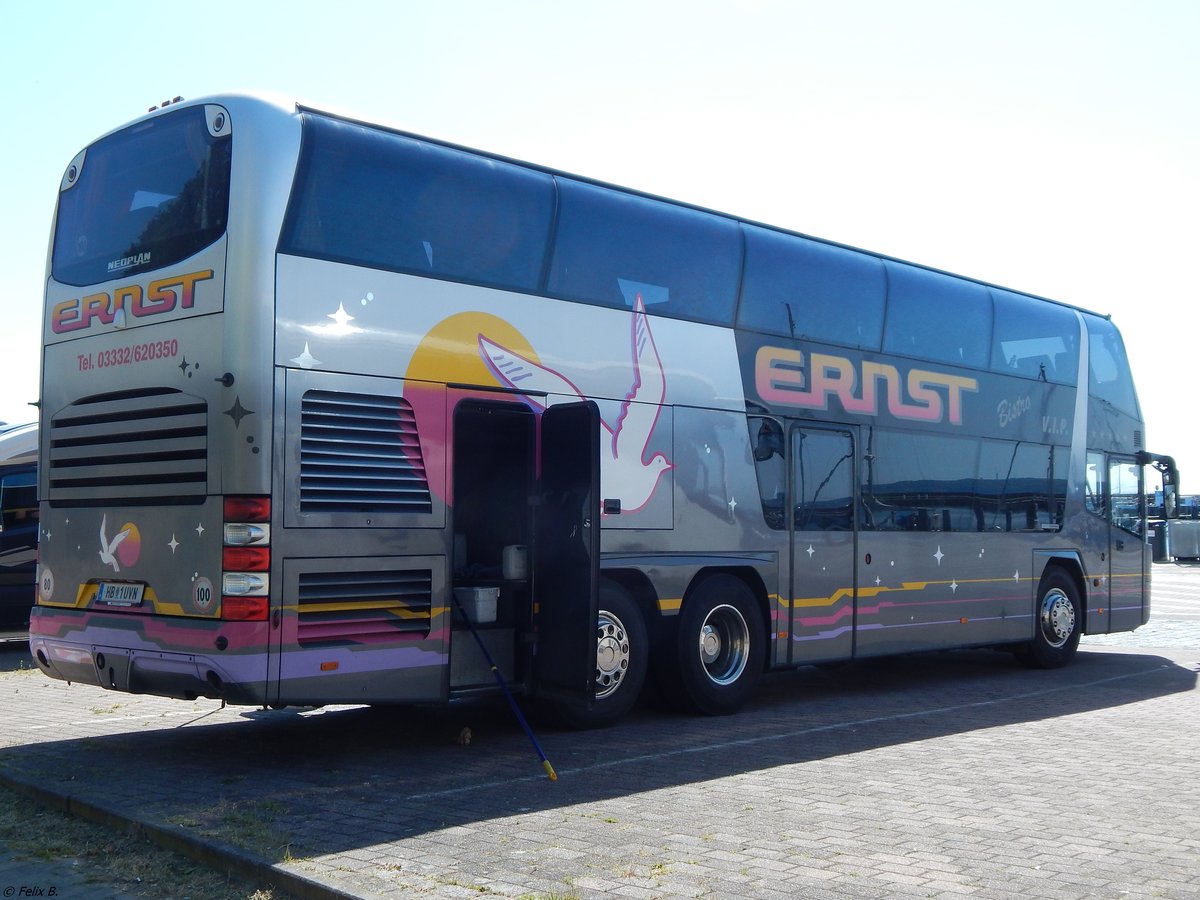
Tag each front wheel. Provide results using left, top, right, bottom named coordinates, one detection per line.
left=1015, top=568, right=1082, bottom=669
left=675, top=574, right=766, bottom=715
left=554, top=582, right=648, bottom=729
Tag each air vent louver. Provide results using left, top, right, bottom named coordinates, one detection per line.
left=49, top=388, right=207, bottom=505
left=300, top=390, right=432, bottom=515
left=297, top=568, right=433, bottom=645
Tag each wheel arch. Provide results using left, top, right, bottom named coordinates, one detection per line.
left=1033, top=551, right=1088, bottom=632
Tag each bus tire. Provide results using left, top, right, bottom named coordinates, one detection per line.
left=554, top=582, right=647, bottom=729
left=1016, top=568, right=1082, bottom=669
left=675, top=574, right=765, bottom=716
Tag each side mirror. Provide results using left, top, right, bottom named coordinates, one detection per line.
left=754, top=421, right=784, bottom=462
left=1138, top=451, right=1180, bottom=519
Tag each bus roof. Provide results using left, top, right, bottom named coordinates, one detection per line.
left=84, top=91, right=1111, bottom=323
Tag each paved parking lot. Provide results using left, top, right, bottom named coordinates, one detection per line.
left=2, top=562, right=1198, bottom=899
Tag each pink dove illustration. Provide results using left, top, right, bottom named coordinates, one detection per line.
left=479, top=296, right=673, bottom=513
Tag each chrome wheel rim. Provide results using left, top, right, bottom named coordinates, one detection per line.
left=1039, top=588, right=1076, bottom=649
left=594, top=609, right=631, bottom=699
left=696, top=603, right=750, bottom=686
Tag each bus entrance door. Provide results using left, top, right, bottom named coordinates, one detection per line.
left=1107, top=454, right=1146, bottom=631
left=787, top=425, right=857, bottom=664
left=532, top=401, right=601, bottom=702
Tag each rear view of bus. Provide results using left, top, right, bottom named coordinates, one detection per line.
left=31, top=98, right=294, bottom=703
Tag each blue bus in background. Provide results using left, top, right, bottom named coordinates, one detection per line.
left=0, top=422, right=37, bottom=628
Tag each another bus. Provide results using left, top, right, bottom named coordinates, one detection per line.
left=0, top=422, right=38, bottom=628
left=30, top=93, right=1178, bottom=727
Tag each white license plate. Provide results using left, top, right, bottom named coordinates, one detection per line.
left=97, top=582, right=145, bottom=606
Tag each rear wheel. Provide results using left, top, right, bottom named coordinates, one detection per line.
left=554, top=582, right=647, bottom=728
left=675, top=574, right=765, bottom=715
left=1015, top=568, right=1082, bottom=669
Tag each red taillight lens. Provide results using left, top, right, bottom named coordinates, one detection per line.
left=220, top=596, right=268, bottom=621
left=224, top=496, right=271, bottom=522
left=223, top=546, right=270, bottom=571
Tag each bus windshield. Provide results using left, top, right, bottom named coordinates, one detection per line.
left=52, top=104, right=231, bottom=287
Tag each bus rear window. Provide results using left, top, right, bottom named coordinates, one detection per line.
left=52, top=105, right=231, bottom=287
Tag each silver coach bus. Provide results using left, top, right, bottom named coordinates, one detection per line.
left=30, top=93, right=1178, bottom=727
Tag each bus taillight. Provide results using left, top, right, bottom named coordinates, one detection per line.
left=221, top=596, right=268, bottom=621
left=224, top=496, right=271, bottom=522
left=223, top=546, right=270, bottom=571
left=221, top=495, right=270, bottom=621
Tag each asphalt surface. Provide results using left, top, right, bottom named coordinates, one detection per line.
left=1, top=561, right=1198, bottom=899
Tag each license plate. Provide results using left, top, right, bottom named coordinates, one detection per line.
left=97, top=582, right=145, bottom=607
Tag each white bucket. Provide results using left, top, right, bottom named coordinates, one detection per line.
left=454, top=587, right=498, bottom=624
left=502, top=544, right=528, bottom=580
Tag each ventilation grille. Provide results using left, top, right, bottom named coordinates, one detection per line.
left=48, top=388, right=207, bottom=505
left=1134, top=430, right=1144, bottom=450
left=297, top=569, right=433, bottom=645
left=300, top=390, right=432, bottom=515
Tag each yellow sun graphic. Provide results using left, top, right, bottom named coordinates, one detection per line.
left=404, top=311, right=539, bottom=387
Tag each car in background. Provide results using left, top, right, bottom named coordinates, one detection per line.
left=0, top=422, right=37, bottom=628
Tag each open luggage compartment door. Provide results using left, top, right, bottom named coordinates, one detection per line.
left=533, top=401, right=600, bottom=702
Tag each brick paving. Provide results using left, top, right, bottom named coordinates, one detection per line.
left=1, top=563, right=1198, bottom=898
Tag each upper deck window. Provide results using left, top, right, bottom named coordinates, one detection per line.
left=547, top=179, right=741, bottom=324
left=738, top=227, right=885, bottom=349
left=1085, top=314, right=1140, bottom=416
left=281, top=115, right=554, bottom=292
left=990, top=289, right=1079, bottom=385
left=882, top=262, right=992, bottom=368
left=52, top=105, right=231, bottom=287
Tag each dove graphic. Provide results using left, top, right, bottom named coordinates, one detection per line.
left=479, top=295, right=673, bottom=513
left=99, top=514, right=132, bottom=573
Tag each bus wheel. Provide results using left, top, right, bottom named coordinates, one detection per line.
left=1016, top=569, right=1082, bottom=669
left=554, top=582, right=647, bottom=729
left=676, top=575, right=765, bottom=715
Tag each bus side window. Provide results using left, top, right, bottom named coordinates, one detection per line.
left=1084, top=452, right=1106, bottom=518
left=1108, top=458, right=1143, bottom=536
left=883, top=262, right=991, bottom=367
left=0, top=469, right=37, bottom=531
left=748, top=416, right=786, bottom=530
left=1085, top=315, right=1140, bottom=418
left=738, top=226, right=885, bottom=350
left=990, top=288, right=1079, bottom=385
left=548, top=179, right=741, bottom=325
left=792, top=429, right=854, bottom=532
left=282, top=115, right=554, bottom=293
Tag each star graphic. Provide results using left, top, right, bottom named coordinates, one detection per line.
left=727, top=496, right=737, bottom=515
left=950, top=579, right=959, bottom=593
left=328, top=302, right=355, bottom=329
left=168, top=535, right=180, bottom=553
left=1013, top=569, right=1020, bottom=582
left=179, top=357, right=191, bottom=375
left=806, top=544, right=815, bottom=558
left=195, top=522, right=206, bottom=538
left=291, top=342, right=321, bottom=369
left=224, top=396, right=254, bottom=428
left=934, top=546, right=944, bottom=565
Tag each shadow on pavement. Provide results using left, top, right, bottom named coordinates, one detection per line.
left=0, top=643, right=1194, bottom=865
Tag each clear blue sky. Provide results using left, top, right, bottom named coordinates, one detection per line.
left=4, top=0, right=1197, bottom=485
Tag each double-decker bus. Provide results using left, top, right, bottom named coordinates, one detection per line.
left=30, top=93, right=1178, bottom=727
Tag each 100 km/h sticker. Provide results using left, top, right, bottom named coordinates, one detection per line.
left=192, top=577, right=215, bottom=612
